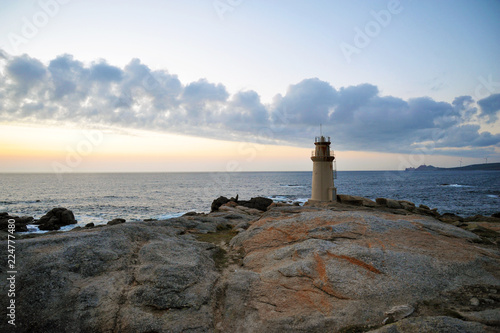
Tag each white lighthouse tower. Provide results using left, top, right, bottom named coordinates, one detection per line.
left=310, top=135, right=336, bottom=202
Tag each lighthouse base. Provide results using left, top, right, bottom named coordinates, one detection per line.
left=310, top=187, right=337, bottom=202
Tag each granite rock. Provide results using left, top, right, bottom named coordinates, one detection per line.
left=35, top=207, right=77, bottom=231
left=2, top=204, right=499, bottom=333
left=222, top=206, right=499, bottom=332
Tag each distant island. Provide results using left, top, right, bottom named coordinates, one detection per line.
left=405, top=162, right=500, bottom=171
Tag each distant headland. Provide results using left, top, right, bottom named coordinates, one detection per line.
left=405, top=162, right=500, bottom=171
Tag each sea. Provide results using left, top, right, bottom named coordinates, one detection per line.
left=1, top=170, right=499, bottom=233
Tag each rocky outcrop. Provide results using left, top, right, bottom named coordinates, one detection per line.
left=107, top=218, right=126, bottom=225
left=1, top=201, right=499, bottom=332
left=211, top=196, right=231, bottom=212
left=0, top=212, right=33, bottom=232
left=222, top=206, right=499, bottom=332
left=237, top=197, right=274, bottom=211
left=211, top=196, right=273, bottom=212
left=337, top=194, right=376, bottom=207
left=0, top=210, right=258, bottom=333
left=35, top=207, right=77, bottom=230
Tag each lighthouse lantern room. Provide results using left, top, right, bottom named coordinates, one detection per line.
left=310, top=135, right=337, bottom=202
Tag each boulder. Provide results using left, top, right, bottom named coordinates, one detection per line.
left=211, top=196, right=230, bottom=212
left=465, top=214, right=500, bottom=223
left=237, top=197, right=273, bottom=211
left=398, top=200, right=416, bottom=212
left=107, top=218, right=126, bottom=225
left=35, top=208, right=76, bottom=231
left=0, top=213, right=33, bottom=232
left=439, top=212, right=464, bottom=223
left=376, top=197, right=402, bottom=209
left=338, top=194, right=377, bottom=207
left=182, top=211, right=198, bottom=217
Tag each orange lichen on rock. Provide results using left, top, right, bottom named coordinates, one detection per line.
left=326, top=252, right=382, bottom=274
left=313, top=252, right=350, bottom=299
left=253, top=277, right=336, bottom=318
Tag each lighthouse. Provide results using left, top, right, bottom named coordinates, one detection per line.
left=310, top=135, right=336, bottom=202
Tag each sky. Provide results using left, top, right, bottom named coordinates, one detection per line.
left=0, top=0, right=499, bottom=172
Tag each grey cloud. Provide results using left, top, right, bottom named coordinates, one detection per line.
left=434, top=124, right=500, bottom=148
left=89, top=61, right=123, bottom=82
left=226, top=90, right=268, bottom=127
left=48, top=54, right=87, bottom=99
left=0, top=52, right=498, bottom=159
left=478, top=93, right=500, bottom=123
left=5, top=54, right=46, bottom=95
left=182, top=79, right=229, bottom=104
left=333, top=83, right=378, bottom=123
left=452, top=95, right=477, bottom=121
left=271, top=78, right=337, bottom=126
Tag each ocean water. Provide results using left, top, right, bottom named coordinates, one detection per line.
left=0, top=171, right=499, bottom=231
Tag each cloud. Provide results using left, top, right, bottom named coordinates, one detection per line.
left=89, top=61, right=123, bottom=83
left=5, top=54, right=46, bottom=95
left=271, top=78, right=337, bottom=126
left=478, top=93, right=500, bottom=123
left=0, top=51, right=499, bottom=159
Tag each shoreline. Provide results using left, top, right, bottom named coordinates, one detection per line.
left=2, top=194, right=499, bottom=239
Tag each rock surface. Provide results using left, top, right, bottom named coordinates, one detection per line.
left=35, top=207, right=77, bottom=230
left=211, top=196, right=273, bottom=212
left=223, top=206, right=499, bottom=332
left=107, top=218, right=126, bottom=225
left=1, top=200, right=499, bottom=333
left=0, top=212, right=33, bottom=232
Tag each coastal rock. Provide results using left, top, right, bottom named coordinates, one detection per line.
left=0, top=213, right=33, bottom=232
left=439, top=213, right=464, bottom=223
left=382, top=304, right=414, bottom=324
left=367, top=316, right=487, bottom=333
left=107, top=218, right=126, bottom=225
left=458, top=308, right=500, bottom=326
left=398, top=200, right=416, bottom=212
left=222, top=206, right=499, bottom=332
left=375, top=197, right=402, bottom=209
left=237, top=197, right=274, bottom=211
left=0, top=219, right=220, bottom=333
left=2, top=203, right=499, bottom=333
left=337, top=194, right=376, bottom=207
left=35, top=207, right=76, bottom=231
left=211, top=196, right=231, bottom=212
left=465, top=214, right=500, bottom=223
left=212, top=196, right=273, bottom=213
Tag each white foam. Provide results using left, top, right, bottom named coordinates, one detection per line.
left=155, top=212, right=186, bottom=220
left=24, top=224, right=46, bottom=234
left=440, top=184, right=472, bottom=188
left=268, top=196, right=289, bottom=202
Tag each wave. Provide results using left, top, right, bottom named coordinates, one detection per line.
left=155, top=212, right=186, bottom=220
left=439, top=184, right=472, bottom=187
left=267, top=196, right=309, bottom=206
